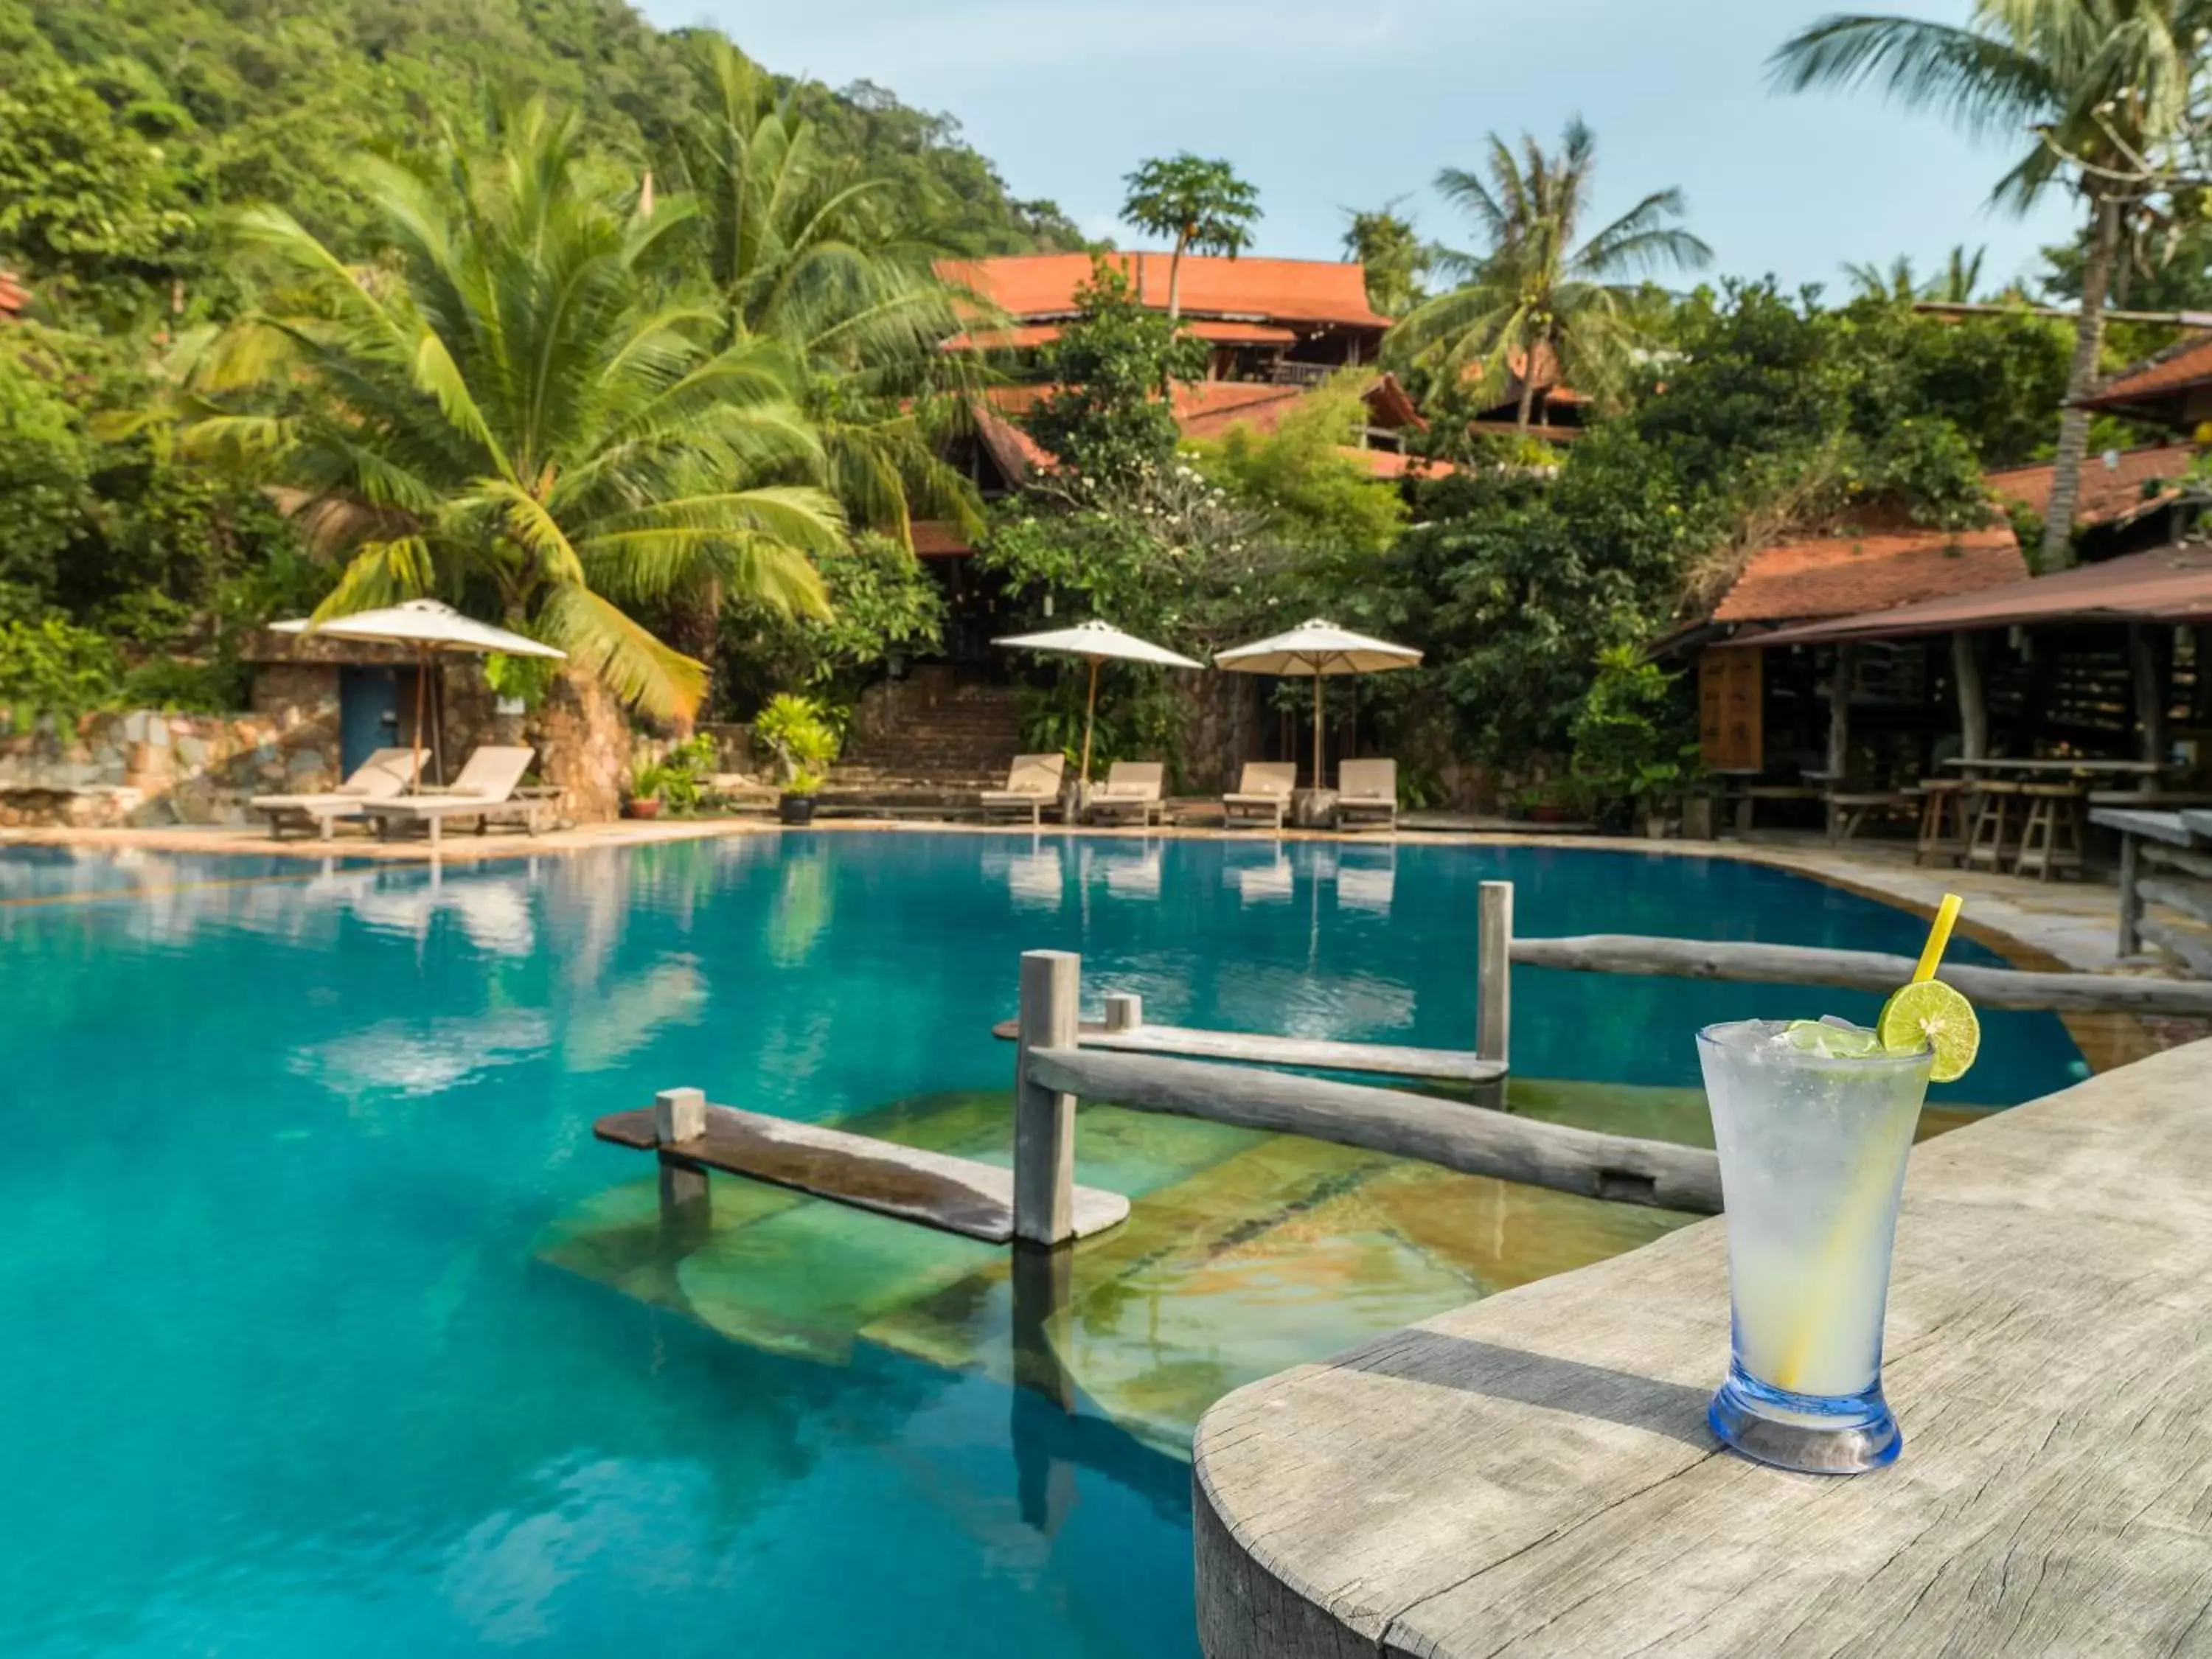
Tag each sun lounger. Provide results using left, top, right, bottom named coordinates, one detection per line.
left=361, top=746, right=548, bottom=845
left=979, top=753, right=1066, bottom=827
left=1222, top=761, right=1297, bottom=832
left=251, top=748, right=427, bottom=840
left=1086, top=761, right=1166, bottom=827
left=1335, top=759, right=1399, bottom=832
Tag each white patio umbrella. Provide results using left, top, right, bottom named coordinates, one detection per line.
left=272, top=599, right=566, bottom=791
left=993, top=618, right=1203, bottom=789
left=1214, top=617, right=1422, bottom=789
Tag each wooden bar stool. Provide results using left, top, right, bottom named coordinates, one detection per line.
left=1914, top=778, right=1969, bottom=867
left=1964, top=779, right=2023, bottom=871
left=2014, top=782, right=2088, bottom=881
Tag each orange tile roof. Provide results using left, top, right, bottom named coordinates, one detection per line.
left=1758, top=544, right=2212, bottom=644
left=0, top=270, right=27, bottom=316
left=1986, top=443, right=2197, bottom=529
left=1713, top=526, right=2027, bottom=625
left=1172, top=380, right=1310, bottom=439
left=911, top=518, right=975, bottom=557
left=936, top=252, right=1389, bottom=330
left=945, top=317, right=1300, bottom=352
left=1344, top=447, right=1455, bottom=480
left=2078, top=333, right=2212, bottom=417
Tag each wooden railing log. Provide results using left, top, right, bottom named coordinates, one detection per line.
left=1512, top=933, right=2212, bottom=1017
left=1024, top=1045, right=1721, bottom=1214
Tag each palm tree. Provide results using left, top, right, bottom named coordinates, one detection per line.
left=663, top=38, right=984, bottom=551
left=1843, top=244, right=1986, bottom=302
left=178, top=101, right=844, bottom=724
left=1388, top=119, right=1712, bottom=430
left=1773, top=0, right=2212, bottom=567
left=1119, top=153, right=1263, bottom=321
left=1342, top=202, right=1433, bottom=317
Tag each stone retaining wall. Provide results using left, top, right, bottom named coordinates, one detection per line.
left=0, top=704, right=340, bottom=827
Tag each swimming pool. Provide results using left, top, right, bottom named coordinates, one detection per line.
left=0, top=835, right=2084, bottom=1656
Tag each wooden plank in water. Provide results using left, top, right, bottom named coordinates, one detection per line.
left=594, top=1104, right=1130, bottom=1244
left=987, top=1018, right=1505, bottom=1083
left=1192, top=1038, right=2212, bottom=1658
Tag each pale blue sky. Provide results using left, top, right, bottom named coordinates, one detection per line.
left=637, top=0, right=2081, bottom=293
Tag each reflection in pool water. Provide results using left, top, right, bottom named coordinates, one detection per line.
left=0, top=835, right=2084, bottom=1657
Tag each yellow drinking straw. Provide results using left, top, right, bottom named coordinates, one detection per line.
left=1913, top=894, right=1962, bottom=984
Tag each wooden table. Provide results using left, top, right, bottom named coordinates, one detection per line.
left=1192, top=1039, right=2212, bottom=1658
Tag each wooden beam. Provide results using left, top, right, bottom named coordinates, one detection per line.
left=2138, top=875, right=2212, bottom=929
left=1952, top=631, right=1987, bottom=763
left=1014, top=950, right=1083, bottom=1246
left=595, top=1101, right=1128, bottom=1244
left=1478, top=880, right=1512, bottom=1069
left=991, top=1018, right=1506, bottom=1084
left=1023, top=1046, right=1722, bottom=1214
left=1512, top=933, right=2212, bottom=1017
left=2132, top=623, right=2168, bottom=798
left=1826, top=644, right=1851, bottom=838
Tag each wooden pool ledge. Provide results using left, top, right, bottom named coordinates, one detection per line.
left=1193, top=1037, right=2212, bottom=1658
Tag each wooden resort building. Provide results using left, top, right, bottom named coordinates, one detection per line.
left=1663, top=526, right=2028, bottom=822
left=936, top=251, right=1390, bottom=385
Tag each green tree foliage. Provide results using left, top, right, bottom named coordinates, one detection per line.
left=1025, top=261, right=1210, bottom=481
left=1772, top=0, right=2212, bottom=567
left=1119, top=153, right=1262, bottom=320
left=1187, top=380, right=1408, bottom=553
left=1844, top=245, right=1987, bottom=303
left=1389, top=119, right=1711, bottom=428
left=716, top=534, right=947, bottom=714
left=177, top=102, right=845, bottom=722
left=0, top=0, right=1074, bottom=714
left=1356, top=280, right=2029, bottom=762
left=0, top=66, right=192, bottom=315
left=1342, top=204, right=1433, bottom=318
left=663, top=37, right=983, bottom=549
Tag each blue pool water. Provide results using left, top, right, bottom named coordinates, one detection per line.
left=0, top=835, right=2084, bottom=1656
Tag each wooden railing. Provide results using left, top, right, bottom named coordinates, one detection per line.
left=1004, top=878, right=2211, bottom=1247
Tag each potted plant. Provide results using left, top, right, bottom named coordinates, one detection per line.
left=625, top=759, right=666, bottom=820
left=755, top=694, right=840, bottom=827
left=779, top=765, right=826, bottom=826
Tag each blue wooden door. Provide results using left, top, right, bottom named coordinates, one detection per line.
left=338, top=667, right=402, bottom=776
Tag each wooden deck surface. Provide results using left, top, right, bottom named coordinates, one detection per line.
left=594, top=1102, right=1129, bottom=1245
left=1192, top=1037, right=2212, bottom=1658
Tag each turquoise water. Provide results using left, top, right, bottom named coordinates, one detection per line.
left=0, top=835, right=2084, bottom=1656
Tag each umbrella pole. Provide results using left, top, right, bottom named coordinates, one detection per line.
left=428, top=650, right=445, bottom=787
left=1080, top=658, right=1101, bottom=788
left=410, top=650, right=427, bottom=794
left=1313, top=669, right=1325, bottom=791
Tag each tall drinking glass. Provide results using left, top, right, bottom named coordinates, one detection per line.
left=1699, top=1019, right=1933, bottom=1474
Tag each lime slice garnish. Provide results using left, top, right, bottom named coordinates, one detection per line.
left=1782, top=1018, right=1883, bottom=1059
left=1877, top=980, right=1980, bottom=1082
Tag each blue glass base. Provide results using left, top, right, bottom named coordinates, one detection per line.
left=1708, top=1361, right=1901, bottom=1475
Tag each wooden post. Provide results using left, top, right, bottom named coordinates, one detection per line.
left=1952, top=632, right=1987, bottom=762
left=2132, top=625, right=2168, bottom=797
left=653, top=1087, right=711, bottom=1242
left=1103, top=992, right=1143, bottom=1032
left=1013, top=950, right=1082, bottom=1247
left=2118, top=831, right=2145, bottom=958
left=1826, top=644, right=1852, bottom=837
left=654, top=1086, right=706, bottom=1144
left=1477, top=881, right=1512, bottom=1109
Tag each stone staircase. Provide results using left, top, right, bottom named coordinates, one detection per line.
left=827, top=672, right=1028, bottom=812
